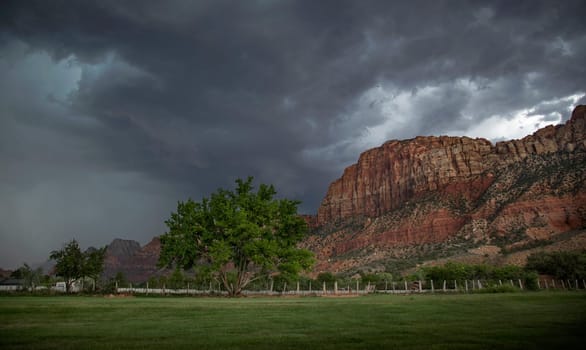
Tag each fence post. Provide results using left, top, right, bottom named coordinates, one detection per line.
left=509, top=280, right=513, bottom=287
left=442, top=280, right=446, bottom=292
left=431, top=280, right=434, bottom=293
left=499, top=280, right=502, bottom=286
left=419, top=280, right=422, bottom=293
left=115, top=281, right=118, bottom=293
left=385, top=280, right=388, bottom=292
left=146, top=281, right=149, bottom=296
left=187, top=282, right=190, bottom=295
left=477, top=280, right=482, bottom=289
left=334, top=281, right=338, bottom=294
left=323, top=281, right=326, bottom=294
left=575, top=280, right=578, bottom=290
left=518, top=279, right=523, bottom=290
left=465, top=280, right=468, bottom=292
left=270, top=279, right=274, bottom=293
left=297, top=281, right=300, bottom=294
left=454, top=280, right=458, bottom=292
left=544, top=280, right=548, bottom=289
left=357, top=280, right=360, bottom=293
left=552, top=280, right=556, bottom=289
left=537, top=280, right=541, bottom=289
left=583, top=280, right=586, bottom=290
left=404, top=280, right=408, bottom=292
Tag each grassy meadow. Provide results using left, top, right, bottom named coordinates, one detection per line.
left=1, top=292, right=585, bottom=349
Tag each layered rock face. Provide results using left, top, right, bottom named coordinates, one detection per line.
left=317, top=136, right=494, bottom=224
left=318, top=105, right=586, bottom=225
left=307, top=106, right=586, bottom=274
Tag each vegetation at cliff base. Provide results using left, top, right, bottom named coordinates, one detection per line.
left=525, top=250, right=586, bottom=280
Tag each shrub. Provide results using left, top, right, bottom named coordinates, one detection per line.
left=525, top=251, right=586, bottom=280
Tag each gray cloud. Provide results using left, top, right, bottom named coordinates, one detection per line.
left=1, top=0, right=585, bottom=268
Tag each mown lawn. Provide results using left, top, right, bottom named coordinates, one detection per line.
left=0, top=292, right=584, bottom=349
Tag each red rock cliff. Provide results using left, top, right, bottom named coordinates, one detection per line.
left=306, top=106, right=586, bottom=274
left=317, top=105, right=586, bottom=225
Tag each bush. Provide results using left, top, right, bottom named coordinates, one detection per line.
left=523, top=271, right=540, bottom=291
left=421, top=262, right=526, bottom=281
left=525, top=251, right=586, bottom=280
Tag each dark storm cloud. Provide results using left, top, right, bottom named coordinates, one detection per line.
left=1, top=0, right=585, bottom=268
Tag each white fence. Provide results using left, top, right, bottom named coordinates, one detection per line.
left=0, top=285, right=20, bottom=291
left=2, top=278, right=584, bottom=295
left=115, top=278, right=586, bottom=295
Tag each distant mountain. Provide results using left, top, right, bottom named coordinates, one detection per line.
left=0, top=268, right=12, bottom=279
left=303, top=105, right=586, bottom=275
left=103, top=237, right=166, bottom=283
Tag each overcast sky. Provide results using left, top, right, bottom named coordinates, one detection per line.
left=1, top=0, right=585, bottom=269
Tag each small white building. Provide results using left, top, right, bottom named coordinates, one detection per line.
left=54, top=281, right=82, bottom=292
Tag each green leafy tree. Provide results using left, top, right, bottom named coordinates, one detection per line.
left=115, top=271, right=127, bottom=286
left=168, top=268, right=185, bottom=289
left=50, top=240, right=84, bottom=293
left=316, top=272, right=336, bottom=284
left=12, top=263, right=43, bottom=291
left=83, top=247, right=106, bottom=291
left=158, top=177, right=315, bottom=296
left=50, top=240, right=106, bottom=293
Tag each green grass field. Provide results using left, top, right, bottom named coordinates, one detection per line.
left=1, top=292, right=585, bottom=349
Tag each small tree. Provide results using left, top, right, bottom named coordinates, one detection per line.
left=83, top=247, right=106, bottom=291
left=50, top=240, right=85, bottom=293
left=168, top=268, right=185, bottom=289
left=50, top=239, right=106, bottom=293
left=12, top=263, right=43, bottom=291
left=159, top=177, right=314, bottom=296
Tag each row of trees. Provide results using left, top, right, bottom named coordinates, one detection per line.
left=10, top=241, right=106, bottom=293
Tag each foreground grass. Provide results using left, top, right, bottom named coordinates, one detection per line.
left=1, top=292, right=584, bottom=349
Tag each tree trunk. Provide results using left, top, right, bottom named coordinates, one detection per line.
left=219, top=264, right=253, bottom=296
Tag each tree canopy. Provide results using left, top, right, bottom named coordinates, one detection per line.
left=158, top=177, right=314, bottom=296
